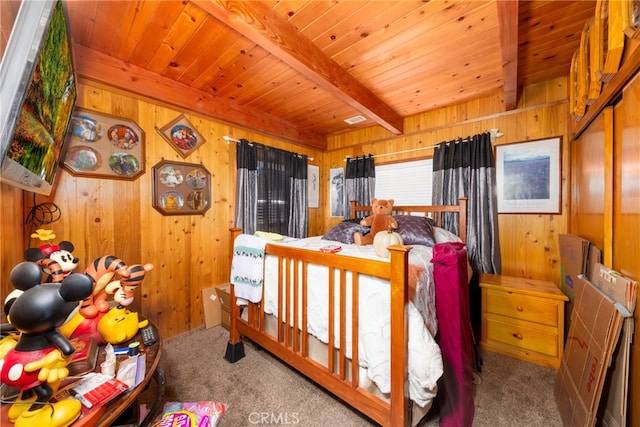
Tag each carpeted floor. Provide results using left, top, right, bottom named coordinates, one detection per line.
left=140, top=325, right=563, bottom=426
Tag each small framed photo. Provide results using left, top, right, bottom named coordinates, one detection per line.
left=157, top=115, right=206, bottom=158
left=495, top=137, right=562, bottom=214
left=63, top=107, right=145, bottom=180
left=151, top=160, right=211, bottom=216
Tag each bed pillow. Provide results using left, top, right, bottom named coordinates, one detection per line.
left=393, top=215, right=436, bottom=247
left=433, top=226, right=463, bottom=243
left=322, top=219, right=369, bottom=244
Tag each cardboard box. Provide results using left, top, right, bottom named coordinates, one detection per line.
left=554, top=267, right=637, bottom=427
left=215, top=283, right=231, bottom=330
left=558, top=234, right=589, bottom=325
left=215, top=283, right=231, bottom=310
left=201, top=286, right=221, bottom=329
left=554, top=275, right=624, bottom=427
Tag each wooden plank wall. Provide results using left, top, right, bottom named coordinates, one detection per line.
left=327, top=77, right=571, bottom=283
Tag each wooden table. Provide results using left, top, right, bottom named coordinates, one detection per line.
left=1, top=321, right=165, bottom=427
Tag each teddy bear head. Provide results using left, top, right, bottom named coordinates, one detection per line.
left=371, top=197, right=394, bottom=214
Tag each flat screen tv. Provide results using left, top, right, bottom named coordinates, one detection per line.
left=0, top=0, right=76, bottom=195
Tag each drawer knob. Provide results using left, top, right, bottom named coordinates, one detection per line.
left=516, top=306, right=524, bottom=312
left=512, top=333, right=523, bottom=340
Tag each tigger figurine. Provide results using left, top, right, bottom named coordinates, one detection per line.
left=80, top=255, right=130, bottom=319
left=24, top=241, right=79, bottom=283
left=104, top=262, right=154, bottom=306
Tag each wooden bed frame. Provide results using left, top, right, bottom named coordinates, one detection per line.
left=225, top=197, right=467, bottom=426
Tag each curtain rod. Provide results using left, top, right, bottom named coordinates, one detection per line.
left=344, top=128, right=503, bottom=161
left=223, top=135, right=314, bottom=161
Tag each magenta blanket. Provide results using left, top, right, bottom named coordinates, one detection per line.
left=432, top=241, right=475, bottom=427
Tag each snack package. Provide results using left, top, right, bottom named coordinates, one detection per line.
left=152, top=401, right=228, bottom=427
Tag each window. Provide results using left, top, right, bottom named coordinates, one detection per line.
left=256, top=161, right=289, bottom=234
left=375, top=159, right=433, bottom=205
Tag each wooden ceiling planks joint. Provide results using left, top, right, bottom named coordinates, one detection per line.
left=193, top=0, right=404, bottom=135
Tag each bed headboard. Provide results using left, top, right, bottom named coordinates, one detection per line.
left=349, top=197, right=467, bottom=242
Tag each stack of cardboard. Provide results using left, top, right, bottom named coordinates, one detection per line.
left=555, top=234, right=637, bottom=427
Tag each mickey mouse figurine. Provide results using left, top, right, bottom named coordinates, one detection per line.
left=1, top=261, right=93, bottom=427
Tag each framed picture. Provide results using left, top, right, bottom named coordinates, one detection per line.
left=495, top=137, right=562, bottom=214
left=156, top=115, right=206, bottom=158
left=329, top=167, right=344, bottom=217
left=308, top=164, right=319, bottom=208
left=62, top=107, right=145, bottom=180
left=151, top=160, right=211, bottom=216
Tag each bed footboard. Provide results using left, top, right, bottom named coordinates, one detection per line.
left=226, top=227, right=412, bottom=426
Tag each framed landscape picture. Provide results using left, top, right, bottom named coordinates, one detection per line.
left=62, top=107, right=145, bottom=180
left=151, top=160, right=211, bottom=216
left=157, top=114, right=206, bottom=158
left=495, top=137, right=562, bottom=214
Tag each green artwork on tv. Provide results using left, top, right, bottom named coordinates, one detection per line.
left=5, top=0, right=76, bottom=189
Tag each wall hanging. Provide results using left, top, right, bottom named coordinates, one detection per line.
left=151, top=159, right=211, bottom=216
left=495, top=136, right=562, bottom=214
left=156, top=115, right=206, bottom=158
left=63, top=107, right=145, bottom=180
left=329, top=167, right=344, bottom=217
left=308, top=164, right=319, bottom=208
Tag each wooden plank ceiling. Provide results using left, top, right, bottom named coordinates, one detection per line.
left=60, top=0, right=596, bottom=149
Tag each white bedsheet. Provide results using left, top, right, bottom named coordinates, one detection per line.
left=261, top=236, right=443, bottom=407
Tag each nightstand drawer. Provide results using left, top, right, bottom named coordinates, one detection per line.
left=485, top=289, right=559, bottom=327
left=484, top=315, right=559, bottom=357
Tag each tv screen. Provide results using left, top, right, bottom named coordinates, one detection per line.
left=0, top=0, right=76, bottom=195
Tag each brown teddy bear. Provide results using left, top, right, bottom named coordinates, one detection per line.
left=353, top=198, right=398, bottom=245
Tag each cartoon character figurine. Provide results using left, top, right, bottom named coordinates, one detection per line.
left=104, top=263, right=154, bottom=307
left=24, top=229, right=79, bottom=283
left=80, top=255, right=130, bottom=319
left=98, top=306, right=149, bottom=345
left=24, top=241, right=79, bottom=283
left=58, top=258, right=153, bottom=345
left=0, top=261, right=93, bottom=427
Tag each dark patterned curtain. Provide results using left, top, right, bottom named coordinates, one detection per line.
left=234, top=139, right=258, bottom=234
left=432, top=131, right=501, bottom=346
left=234, top=140, right=308, bottom=237
left=288, top=154, right=308, bottom=237
left=344, top=155, right=375, bottom=218
left=432, top=132, right=501, bottom=277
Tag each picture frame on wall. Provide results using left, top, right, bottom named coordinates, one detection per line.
left=151, top=160, right=211, bottom=216
left=495, top=137, right=562, bottom=214
left=62, top=107, right=145, bottom=180
left=156, top=114, right=206, bottom=158
left=308, top=164, right=319, bottom=208
left=329, top=167, right=344, bottom=217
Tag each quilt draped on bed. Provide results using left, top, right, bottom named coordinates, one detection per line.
left=231, top=234, right=268, bottom=303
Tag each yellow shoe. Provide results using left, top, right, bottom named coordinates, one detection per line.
left=15, top=399, right=82, bottom=427
left=7, top=395, right=37, bottom=422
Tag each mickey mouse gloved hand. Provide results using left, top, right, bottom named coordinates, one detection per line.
left=24, top=348, right=71, bottom=383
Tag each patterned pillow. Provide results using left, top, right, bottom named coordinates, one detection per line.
left=322, top=219, right=369, bottom=244
left=393, top=215, right=435, bottom=247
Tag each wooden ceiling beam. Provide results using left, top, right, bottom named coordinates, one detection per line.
left=497, top=0, right=519, bottom=110
left=72, top=44, right=327, bottom=150
left=193, top=0, right=404, bottom=135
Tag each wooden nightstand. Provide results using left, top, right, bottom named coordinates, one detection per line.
left=479, top=273, right=569, bottom=369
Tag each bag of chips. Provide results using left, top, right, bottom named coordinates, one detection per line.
left=152, top=401, right=227, bottom=427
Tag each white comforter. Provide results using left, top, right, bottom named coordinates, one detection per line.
left=261, top=236, right=443, bottom=407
